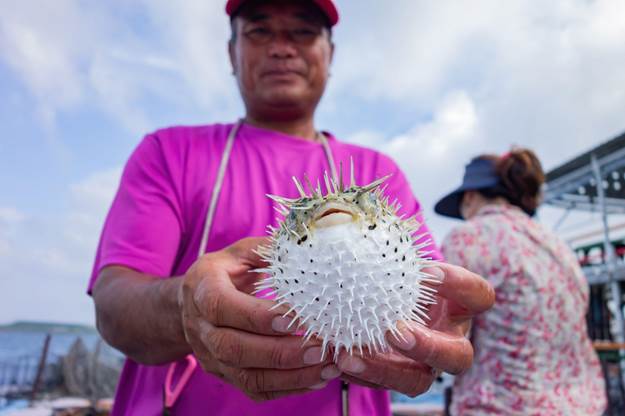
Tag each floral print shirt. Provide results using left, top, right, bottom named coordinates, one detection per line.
left=442, top=204, right=606, bottom=416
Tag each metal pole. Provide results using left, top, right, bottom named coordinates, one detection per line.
left=591, top=154, right=625, bottom=388
left=553, top=206, right=572, bottom=231
left=30, top=333, right=51, bottom=402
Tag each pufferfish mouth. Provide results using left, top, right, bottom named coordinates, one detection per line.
left=313, top=202, right=356, bottom=229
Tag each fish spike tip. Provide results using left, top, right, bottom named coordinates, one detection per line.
left=266, top=193, right=294, bottom=206
left=303, top=173, right=317, bottom=197
left=330, top=177, right=339, bottom=194
left=339, top=161, right=344, bottom=192
left=349, top=156, right=356, bottom=188
left=323, top=171, right=334, bottom=195
left=361, top=173, right=393, bottom=193
left=273, top=206, right=288, bottom=216
left=292, top=176, right=308, bottom=198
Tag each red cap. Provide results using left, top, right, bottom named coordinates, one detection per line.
left=226, top=0, right=339, bottom=26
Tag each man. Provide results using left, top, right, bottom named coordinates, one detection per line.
left=89, top=1, right=495, bottom=414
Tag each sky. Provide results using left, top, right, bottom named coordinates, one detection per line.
left=1, top=0, right=625, bottom=326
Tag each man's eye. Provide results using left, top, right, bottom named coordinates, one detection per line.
left=291, top=28, right=318, bottom=41
left=293, top=28, right=315, bottom=35
left=245, top=27, right=272, bottom=41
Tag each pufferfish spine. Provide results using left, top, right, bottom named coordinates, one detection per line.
left=254, top=162, right=438, bottom=361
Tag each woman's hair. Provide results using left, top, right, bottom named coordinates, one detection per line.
left=477, top=147, right=545, bottom=215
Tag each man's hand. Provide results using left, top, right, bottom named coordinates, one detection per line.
left=179, top=237, right=341, bottom=401
left=336, top=263, right=495, bottom=396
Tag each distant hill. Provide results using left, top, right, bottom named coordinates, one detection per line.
left=0, top=321, right=97, bottom=334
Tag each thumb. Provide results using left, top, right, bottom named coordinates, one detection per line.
left=213, top=236, right=271, bottom=276
left=226, top=236, right=273, bottom=294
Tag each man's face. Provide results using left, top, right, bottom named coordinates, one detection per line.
left=229, top=0, right=334, bottom=118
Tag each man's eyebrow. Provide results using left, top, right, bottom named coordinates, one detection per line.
left=243, top=11, right=323, bottom=25
left=245, top=12, right=270, bottom=23
left=294, top=12, right=324, bottom=25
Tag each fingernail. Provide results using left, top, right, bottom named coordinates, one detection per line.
left=339, top=356, right=365, bottom=374
left=423, top=266, right=445, bottom=284
left=390, top=322, right=416, bottom=350
left=310, top=381, right=329, bottom=390
left=272, top=316, right=295, bottom=333
left=321, top=365, right=341, bottom=380
left=303, top=347, right=323, bottom=365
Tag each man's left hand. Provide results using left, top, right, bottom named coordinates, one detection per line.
left=336, top=263, right=495, bottom=396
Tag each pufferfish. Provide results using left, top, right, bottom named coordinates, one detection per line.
left=254, top=162, right=437, bottom=361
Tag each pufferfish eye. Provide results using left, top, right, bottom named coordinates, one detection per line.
left=355, top=192, right=378, bottom=210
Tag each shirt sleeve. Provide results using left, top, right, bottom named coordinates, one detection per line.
left=382, top=160, right=443, bottom=261
left=87, top=133, right=184, bottom=293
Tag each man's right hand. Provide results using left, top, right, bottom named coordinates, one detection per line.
left=178, top=237, right=340, bottom=401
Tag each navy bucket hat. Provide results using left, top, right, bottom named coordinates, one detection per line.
left=434, top=158, right=500, bottom=219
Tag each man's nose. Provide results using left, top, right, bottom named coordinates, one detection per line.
left=267, top=31, right=297, bottom=58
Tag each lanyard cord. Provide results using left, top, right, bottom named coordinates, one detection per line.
left=319, top=131, right=339, bottom=184
left=197, top=120, right=243, bottom=259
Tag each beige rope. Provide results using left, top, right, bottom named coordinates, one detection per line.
left=319, top=131, right=339, bottom=183
left=197, top=120, right=242, bottom=258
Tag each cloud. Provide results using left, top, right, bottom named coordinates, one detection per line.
left=385, top=91, right=478, bottom=160
left=0, top=13, right=82, bottom=108
left=137, top=0, right=239, bottom=111
left=0, top=0, right=240, bottom=136
left=347, top=91, right=482, bottom=241
left=0, top=0, right=104, bottom=130
left=331, top=0, right=625, bottom=159
left=4, top=0, right=623, bottom=150
left=333, top=1, right=625, bottom=98
left=334, top=0, right=625, bottom=241
left=34, top=167, right=122, bottom=279
left=0, top=168, right=121, bottom=325
left=0, top=207, right=25, bottom=224
left=0, top=206, right=25, bottom=257
left=65, top=167, right=122, bottom=251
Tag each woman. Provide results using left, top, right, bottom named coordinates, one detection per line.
left=434, top=148, right=606, bottom=415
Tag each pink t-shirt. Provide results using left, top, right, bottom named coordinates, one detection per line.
left=89, top=122, right=441, bottom=416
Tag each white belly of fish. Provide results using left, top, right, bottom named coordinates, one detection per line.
left=257, top=219, right=434, bottom=361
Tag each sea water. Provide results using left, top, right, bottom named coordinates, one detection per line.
left=0, top=330, right=119, bottom=412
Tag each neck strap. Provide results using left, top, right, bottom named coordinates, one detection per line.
left=197, top=119, right=242, bottom=259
